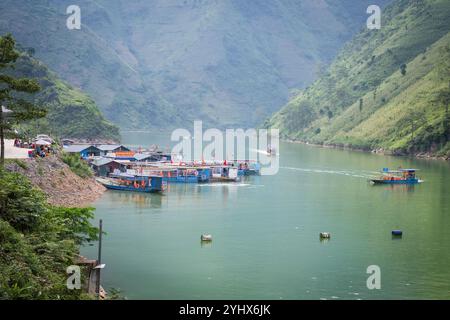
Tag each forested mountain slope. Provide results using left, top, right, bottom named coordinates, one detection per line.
left=0, top=0, right=389, bottom=129
left=266, top=0, right=450, bottom=156
left=9, top=52, right=119, bottom=140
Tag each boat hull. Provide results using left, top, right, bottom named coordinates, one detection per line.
left=97, top=175, right=164, bottom=192
left=371, top=179, right=419, bottom=185
left=238, top=169, right=260, bottom=176
left=103, top=184, right=160, bottom=193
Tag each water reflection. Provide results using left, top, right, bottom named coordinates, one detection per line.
left=200, top=241, right=213, bottom=248
left=373, top=184, right=417, bottom=193
left=103, top=190, right=162, bottom=209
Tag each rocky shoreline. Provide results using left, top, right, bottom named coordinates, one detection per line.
left=285, top=139, right=450, bottom=161
left=6, top=157, right=105, bottom=207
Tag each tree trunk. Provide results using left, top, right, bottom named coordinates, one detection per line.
left=0, top=108, right=4, bottom=168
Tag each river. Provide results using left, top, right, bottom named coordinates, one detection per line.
left=81, top=131, right=450, bottom=299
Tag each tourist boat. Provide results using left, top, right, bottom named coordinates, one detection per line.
left=370, top=168, right=420, bottom=185
left=130, top=164, right=211, bottom=183
left=96, top=173, right=165, bottom=192
left=210, top=166, right=240, bottom=182
left=159, top=167, right=211, bottom=183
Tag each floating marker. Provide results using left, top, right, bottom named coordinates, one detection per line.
left=392, top=230, right=403, bottom=236
left=320, top=232, right=331, bottom=239
left=201, top=234, right=212, bottom=241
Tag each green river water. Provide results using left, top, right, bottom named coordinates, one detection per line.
left=81, top=131, right=450, bottom=299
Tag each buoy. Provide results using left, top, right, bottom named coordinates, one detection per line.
left=201, top=234, right=212, bottom=241
left=320, top=232, right=331, bottom=239
left=392, top=230, right=403, bottom=236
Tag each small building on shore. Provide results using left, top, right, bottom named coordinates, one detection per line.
left=64, top=144, right=102, bottom=158
left=133, top=153, right=160, bottom=162
left=133, top=151, right=172, bottom=162
left=91, top=158, right=128, bottom=177
left=97, top=144, right=130, bottom=156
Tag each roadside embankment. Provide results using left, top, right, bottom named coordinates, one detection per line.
left=5, top=156, right=105, bottom=207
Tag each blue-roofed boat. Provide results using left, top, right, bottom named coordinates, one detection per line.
left=96, top=173, right=165, bottom=193
left=370, top=168, right=421, bottom=185
left=128, top=164, right=211, bottom=183
left=161, top=167, right=211, bottom=183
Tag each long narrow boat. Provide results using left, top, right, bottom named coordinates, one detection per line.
left=96, top=174, right=165, bottom=193
left=131, top=166, right=211, bottom=183
left=370, top=168, right=420, bottom=185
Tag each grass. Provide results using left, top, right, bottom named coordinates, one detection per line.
left=60, top=152, right=93, bottom=178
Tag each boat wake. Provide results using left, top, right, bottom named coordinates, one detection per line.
left=281, top=166, right=377, bottom=179
left=197, top=183, right=262, bottom=188
left=250, top=148, right=279, bottom=156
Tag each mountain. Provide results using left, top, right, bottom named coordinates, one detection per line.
left=8, top=51, right=119, bottom=140
left=266, top=0, right=450, bottom=157
left=0, top=0, right=390, bottom=130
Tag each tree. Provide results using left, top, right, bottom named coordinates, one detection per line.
left=433, top=82, right=450, bottom=143
left=0, top=34, right=46, bottom=167
left=359, top=98, right=363, bottom=112
left=327, top=110, right=333, bottom=119
left=404, top=108, right=424, bottom=142
left=400, top=63, right=407, bottom=76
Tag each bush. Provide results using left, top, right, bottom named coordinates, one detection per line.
left=0, top=169, right=99, bottom=299
left=60, top=153, right=93, bottom=178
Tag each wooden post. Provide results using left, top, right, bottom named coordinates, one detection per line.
left=96, top=219, right=103, bottom=299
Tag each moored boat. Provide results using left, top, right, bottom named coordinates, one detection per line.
left=96, top=173, right=165, bottom=193
left=210, top=166, right=240, bottom=182
left=130, top=164, right=211, bottom=183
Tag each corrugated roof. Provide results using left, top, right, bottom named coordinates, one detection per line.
left=134, top=153, right=154, bottom=161
left=97, top=144, right=126, bottom=151
left=92, top=158, right=114, bottom=167
left=64, top=144, right=95, bottom=153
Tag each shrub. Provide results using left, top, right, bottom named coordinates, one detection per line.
left=60, top=153, right=93, bottom=178
left=0, top=169, right=99, bottom=299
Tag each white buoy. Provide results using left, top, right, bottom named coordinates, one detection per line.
left=201, top=234, right=212, bottom=241
left=320, top=232, right=331, bottom=239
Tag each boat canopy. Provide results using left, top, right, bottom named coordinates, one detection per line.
left=382, top=168, right=419, bottom=173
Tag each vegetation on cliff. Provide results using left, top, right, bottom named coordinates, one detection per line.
left=266, top=0, right=450, bottom=157
left=9, top=51, right=120, bottom=141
